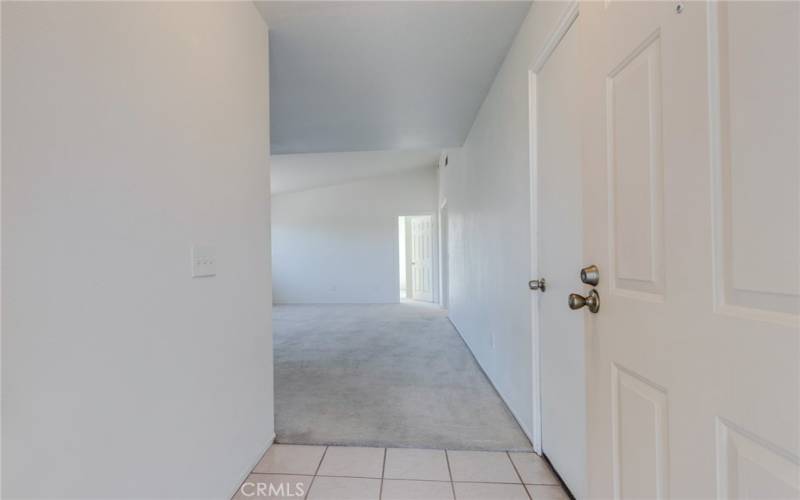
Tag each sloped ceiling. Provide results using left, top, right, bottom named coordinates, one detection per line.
left=256, top=1, right=531, bottom=154
left=271, top=149, right=441, bottom=194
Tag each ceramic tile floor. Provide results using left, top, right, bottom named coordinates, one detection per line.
left=233, top=444, right=570, bottom=500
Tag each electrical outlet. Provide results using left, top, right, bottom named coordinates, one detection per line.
left=191, top=245, right=216, bottom=278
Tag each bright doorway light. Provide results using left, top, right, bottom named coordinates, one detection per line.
left=399, top=214, right=434, bottom=302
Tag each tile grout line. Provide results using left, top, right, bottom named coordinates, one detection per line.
left=507, top=451, right=533, bottom=500
left=304, top=445, right=328, bottom=500
left=248, top=473, right=528, bottom=485
left=379, top=448, right=387, bottom=500
left=249, top=472, right=316, bottom=477
left=245, top=473, right=533, bottom=484
left=444, top=450, right=457, bottom=500
left=315, top=474, right=450, bottom=482
left=454, top=480, right=535, bottom=485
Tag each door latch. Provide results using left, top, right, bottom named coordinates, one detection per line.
left=529, top=278, right=546, bottom=292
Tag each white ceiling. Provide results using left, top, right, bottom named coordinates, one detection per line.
left=271, top=149, right=440, bottom=194
left=256, top=1, right=531, bottom=155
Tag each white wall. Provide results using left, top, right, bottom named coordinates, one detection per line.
left=2, top=3, right=273, bottom=498
left=439, top=1, right=575, bottom=440
left=272, top=167, right=438, bottom=304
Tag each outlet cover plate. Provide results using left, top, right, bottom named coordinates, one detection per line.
left=191, top=245, right=216, bottom=278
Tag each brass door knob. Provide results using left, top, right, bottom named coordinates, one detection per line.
left=568, top=289, right=600, bottom=313
left=580, top=265, right=599, bottom=286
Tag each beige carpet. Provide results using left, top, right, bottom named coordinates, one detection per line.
left=273, top=302, right=532, bottom=451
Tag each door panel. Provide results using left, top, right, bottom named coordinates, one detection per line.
left=712, top=1, right=800, bottom=318
left=716, top=419, right=800, bottom=498
left=580, top=1, right=799, bottom=498
left=535, top=17, right=586, bottom=498
left=611, top=364, right=668, bottom=499
left=607, top=34, right=664, bottom=298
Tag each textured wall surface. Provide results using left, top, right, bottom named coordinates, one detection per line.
left=2, top=3, right=274, bottom=497
left=272, top=168, right=438, bottom=304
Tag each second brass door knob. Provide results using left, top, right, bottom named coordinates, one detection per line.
left=568, top=289, right=600, bottom=313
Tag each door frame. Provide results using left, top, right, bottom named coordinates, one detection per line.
left=527, top=0, right=580, bottom=457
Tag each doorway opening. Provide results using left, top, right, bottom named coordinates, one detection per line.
left=439, top=200, right=449, bottom=309
left=398, top=214, right=434, bottom=303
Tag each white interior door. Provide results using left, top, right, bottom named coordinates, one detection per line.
left=580, top=1, right=799, bottom=497
left=530, top=10, right=586, bottom=498
left=410, top=215, right=434, bottom=302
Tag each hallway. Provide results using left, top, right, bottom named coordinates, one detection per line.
left=5, top=2, right=799, bottom=498
left=273, top=303, right=531, bottom=451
